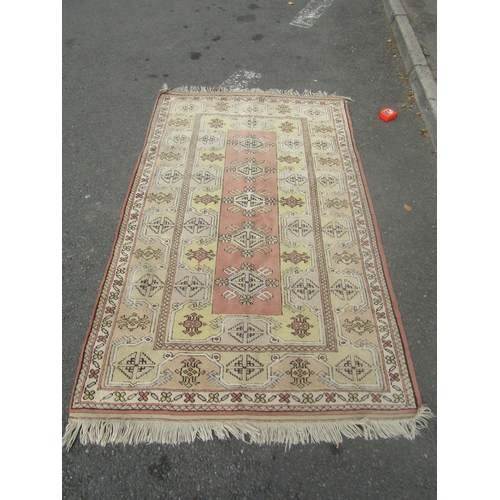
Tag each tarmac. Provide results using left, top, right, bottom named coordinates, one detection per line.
left=383, top=0, right=437, bottom=148
left=62, top=0, right=437, bottom=498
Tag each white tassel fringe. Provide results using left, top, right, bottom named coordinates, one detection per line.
left=63, top=405, right=433, bottom=450
left=159, top=84, right=353, bottom=101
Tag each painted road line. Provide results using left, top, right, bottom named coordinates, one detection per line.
left=290, top=0, right=335, bottom=28
left=220, top=70, right=262, bottom=90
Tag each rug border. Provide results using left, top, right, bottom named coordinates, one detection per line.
left=67, top=90, right=166, bottom=410
left=342, top=101, right=424, bottom=409
left=65, top=89, right=430, bottom=448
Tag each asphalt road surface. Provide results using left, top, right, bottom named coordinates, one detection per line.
left=63, top=0, right=437, bottom=498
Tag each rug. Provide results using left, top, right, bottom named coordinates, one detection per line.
left=63, top=87, right=431, bottom=448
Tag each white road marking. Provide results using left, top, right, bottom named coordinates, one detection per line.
left=290, top=0, right=335, bottom=28
left=220, top=70, right=262, bottom=90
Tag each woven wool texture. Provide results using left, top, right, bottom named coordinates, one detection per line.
left=64, top=89, right=431, bottom=448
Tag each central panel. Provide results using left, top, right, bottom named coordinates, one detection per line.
left=213, top=130, right=282, bottom=315
left=153, top=113, right=337, bottom=352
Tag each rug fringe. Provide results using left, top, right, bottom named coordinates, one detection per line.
left=160, top=84, right=353, bottom=101
left=63, top=405, right=432, bottom=450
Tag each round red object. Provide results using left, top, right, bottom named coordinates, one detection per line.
left=379, top=108, right=398, bottom=122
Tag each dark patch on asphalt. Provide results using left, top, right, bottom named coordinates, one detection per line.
left=184, top=25, right=188, bottom=28
left=331, top=444, right=342, bottom=455
left=191, top=52, right=202, bottom=60
left=248, top=3, right=260, bottom=9
left=237, top=14, right=256, bottom=22
left=148, top=74, right=158, bottom=78
left=205, top=46, right=210, bottom=49
left=252, top=34, right=264, bottom=41
left=148, top=455, right=171, bottom=481
left=163, top=74, right=169, bottom=78
left=212, top=35, right=221, bottom=42
left=145, top=58, right=150, bottom=61
left=64, top=38, right=76, bottom=46
left=296, top=55, right=302, bottom=59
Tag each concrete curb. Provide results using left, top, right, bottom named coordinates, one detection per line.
left=382, top=0, right=437, bottom=149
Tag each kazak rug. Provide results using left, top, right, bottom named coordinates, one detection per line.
left=63, top=87, right=432, bottom=448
